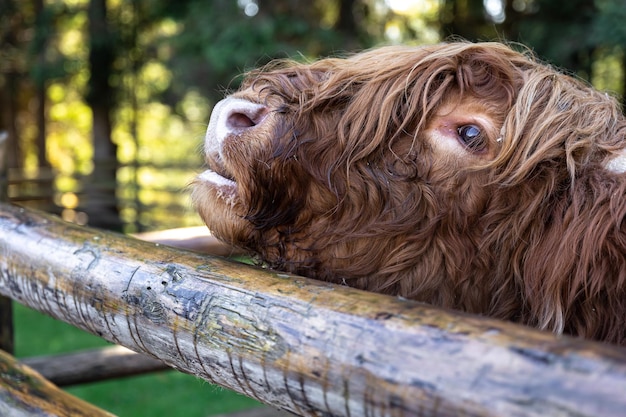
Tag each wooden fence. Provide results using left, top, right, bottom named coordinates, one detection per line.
left=0, top=201, right=626, bottom=416
left=5, top=162, right=200, bottom=233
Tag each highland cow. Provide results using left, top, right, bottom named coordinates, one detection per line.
left=192, top=42, right=626, bottom=344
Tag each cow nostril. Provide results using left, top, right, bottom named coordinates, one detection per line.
left=227, top=112, right=256, bottom=129
left=225, top=106, right=267, bottom=132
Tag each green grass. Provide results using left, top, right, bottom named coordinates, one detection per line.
left=13, top=302, right=263, bottom=416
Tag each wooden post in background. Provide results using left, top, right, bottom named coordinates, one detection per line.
left=0, top=131, right=14, bottom=354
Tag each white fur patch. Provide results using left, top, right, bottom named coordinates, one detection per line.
left=198, top=170, right=238, bottom=205
left=198, top=170, right=236, bottom=188
left=605, top=150, right=626, bottom=173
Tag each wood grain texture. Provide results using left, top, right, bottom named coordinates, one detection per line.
left=0, top=349, right=115, bottom=417
left=0, top=202, right=625, bottom=417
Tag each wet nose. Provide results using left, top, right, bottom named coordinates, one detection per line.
left=224, top=102, right=268, bottom=132
left=205, top=98, right=269, bottom=156
left=208, top=98, right=268, bottom=143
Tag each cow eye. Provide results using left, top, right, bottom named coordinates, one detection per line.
left=457, top=124, right=486, bottom=152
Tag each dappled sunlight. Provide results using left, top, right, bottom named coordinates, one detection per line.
left=58, top=25, right=88, bottom=57
left=137, top=61, right=172, bottom=99
left=383, top=0, right=440, bottom=44
left=385, top=0, right=437, bottom=15
left=47, top=83, right=93, bottom=175
left=592, top=47, right=625, bottom=97
left=3, top=0, right=625, bottom=235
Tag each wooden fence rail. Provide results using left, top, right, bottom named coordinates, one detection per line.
left=0, top=349, right=115, bottom=417
left=0, top=202, right=626, bottom=417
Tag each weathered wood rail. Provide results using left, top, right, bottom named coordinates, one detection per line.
left=0, top=349, right=115, bottom=417
left=1, top=202, right=626, bottom=417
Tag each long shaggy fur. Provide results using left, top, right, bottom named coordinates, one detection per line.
left=193, top=42, right=626, bottom=344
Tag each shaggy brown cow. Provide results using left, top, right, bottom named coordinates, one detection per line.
left=192, top=42, right=626, bottom=344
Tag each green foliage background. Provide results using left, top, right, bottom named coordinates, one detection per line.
left=1, top=0, right=624, bottom=232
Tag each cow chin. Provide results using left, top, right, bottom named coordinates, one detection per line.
left=191, top=172, right=248, bottom=246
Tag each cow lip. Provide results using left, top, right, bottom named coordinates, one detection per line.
left=200, top=154, right=237, bottom=185
left=197, top=168, right=237, bottom=189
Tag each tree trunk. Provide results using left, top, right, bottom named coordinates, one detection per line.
left=33, top=0, right=49, bottom=170
left=440, top=0, right=488, bottom=40
left=0, top=0, right=19, bottom=169
left=86, top=0, right=122, bottom=231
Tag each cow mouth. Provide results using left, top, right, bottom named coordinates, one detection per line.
left=198, top=169, right=236, bottom=188
left=197, top=158, right=237, bottom=197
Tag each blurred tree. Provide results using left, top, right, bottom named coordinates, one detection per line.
left=85, top=0, right=122, bottom=230
left=507, top=0, right=597, bottom=77
left=32, top=0, right=50, bottom=170
left=442, top=0, right=597, bottom=73
left=0, top=0, right=65, bottom=171
left=440, top=0, right=495, bottom=40
left=3, top=0, right=624, bottom=233
left=165, top=0, right=373, bottom=105
left=592, top=0, right=626, bottom=47
left=591, top=0, right=626, bottom=106
left=0, top=0, right=30, bottom=169
left=440, top=0, right=624, bottom=103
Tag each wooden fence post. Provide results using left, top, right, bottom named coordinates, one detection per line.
left=0, top=202, right=626, bottom=417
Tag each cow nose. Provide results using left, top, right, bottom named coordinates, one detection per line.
left=226, top=105, right=267, bottom=131
left=219, top=98, right=268, bottom=136
left=205, top=98, right=269, bottom=155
